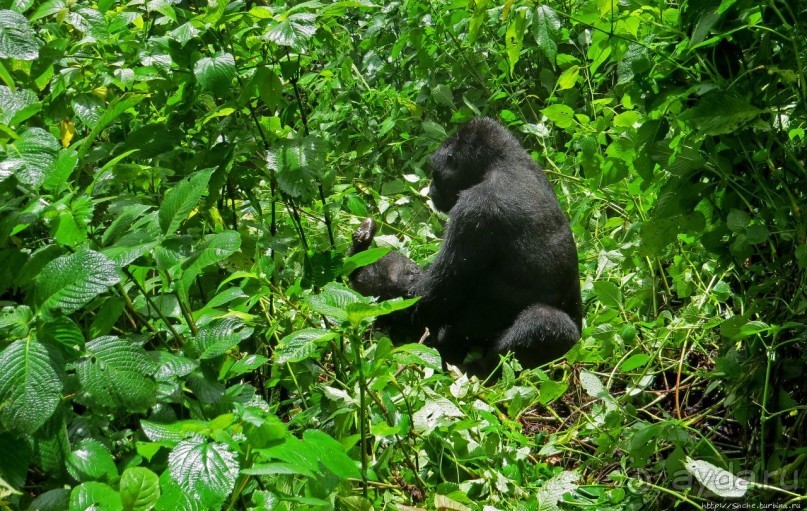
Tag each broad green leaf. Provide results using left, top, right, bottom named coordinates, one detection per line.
left=557, top=66, right=579, bottom=90
left=69, top=481, right=122, bottom=511
left=265, top=12, right=316, bottom=50
left=193, top=318, right=252, bottom=360
left=193, top=52, right=235, bottom=95
left=274, top=328, right=338, bottom=364
left=0, top=304, right=32, bottom=340
left=302, top=430, right=361, bottom=479
left=36, top=249, right=121, bottom=318
left=178, top=230, right=241, bottom=300
left=541, top=104, right=575, bottom=129
left=533, top=5, right=560, bottom=62
left=539, top=380, right=568, bottom=404
left=341, top=247, right=391, bottom=276
left=102, top=204, right=152, bottom=246
left=0, top=339, right=61, bottom=432
left=76, top=94, right=147, bottom=161
left=75, top=336, right=157, bottom=411
left=140, top=419, right=208, bottom=445
left=66, top=438, right=118, bottom=483
left=0, top=10, right=38, bottom=60
left=613, top=110, right=641, bottom=128
left=255, top=67, right=283, bottom=110
left=305, top=282, right=364, bottom=321
left=120, top=467, right=160, bottom=511
left=0, top=85, right=40, bottom=125
left=221, top=353, right=268, bottom=380
left=168, top=437, right=239, bottom=510
left=684, top=457, right=749, bottom=498
left=619, top=354, right=651, bottom=372
left=266, top=137, right=325, bottom=202
left=505, top=10, right=526, bottom=75
left=593, top=281, right=622, bottom=309
left=253, top=436, right=318, bottom=477
left=158, top=168, right=215, bottom=235
left=345, top=297, right=419, bottom=326
left=679, top=95, right=761, bottom=135
left=392, top=343, right=442, bottom=370
left=28, top=488, right=70, bottom=511
left=0, top=127, right=58, bottom=187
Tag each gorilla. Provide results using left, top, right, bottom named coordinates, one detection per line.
left=349, top=117, right=582, bottom=374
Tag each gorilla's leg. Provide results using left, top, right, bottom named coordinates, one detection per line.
left=494, top=304, right=580, bottom=368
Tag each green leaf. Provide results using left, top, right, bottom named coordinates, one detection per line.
left=679, top=95, right=761, bottom=135
left=120, top=467, right=160, bottom=511
left=593, top=281, right=622, bottom=309
left=158, top=169, right=215, bottom=235
left=556, top=65, right=579, bottom=90
left=265, top=12, right=317, bottom=50
left=620, top=354, right=651, bottom=372
left=0, top=85, right=40, bottom=126
left=221, top=353, right=268, bottom=380
left=193, top=52, right=235, bottom=96
left=193, top=318, right=252, bottom=360
left=178, top=230, right=241, bottom=300
left=302, top=430, right=361, bottom=479
left=539, top=380, right=568, bottom=404
left=505, top=10, right=526, bottom=75
left=0, top=127, right=59, bottom=187
left=168, top=437, right=239, bottom=510
left=341, top=247, right=391, bottom=275
left=76, top=94, right=147, bottom=161
left=541, top=104, right=575, bottom=129
left=75, top=336, right=157, bottom=411
left=140, top=419, right=208, bottom=446
left=36, top=249, right=121, bottom=318
left=66, top=438, right=118, bottom=483
left=535, top=470, right=579, bottom=509
left=69, top=481, right=122, bottom=511
left=274, top=328, right=338, bottom=364
left=266, top=137, right=325, bottom=202
left=305, top=282, right=364, bottom=321
left=0, top=339, right=61, bottom=432
left=533, top=5, right=560, bottom=62
left=0, top=10, right=38, bottom=60
left=392, top=343, right=442, bottom=370
left=345, top=297, right=419, bottom=326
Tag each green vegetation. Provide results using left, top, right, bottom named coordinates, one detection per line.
left=0, top=0, right=805, bottom=509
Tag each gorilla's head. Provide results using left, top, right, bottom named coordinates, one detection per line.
left=428, top=117, right=517, bottom=212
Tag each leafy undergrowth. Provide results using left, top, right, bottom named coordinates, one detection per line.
left=0, top=0, right=805, bottom=510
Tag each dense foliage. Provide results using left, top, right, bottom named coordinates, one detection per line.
left=0, top=0, right=805, bottom=509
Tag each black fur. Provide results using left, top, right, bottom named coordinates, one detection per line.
left=350, top=118, right=582, bottom=374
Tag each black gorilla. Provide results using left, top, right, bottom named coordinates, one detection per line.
left=350, top=118, right=582, bottom=373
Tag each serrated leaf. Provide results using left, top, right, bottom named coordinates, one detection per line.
left=593, top=281, right=622, bottom=309
left=302, top=430, right=361, bottom=479
left=168, top=437, right=239, bottom=510
left=193, top=318, right=252, bottom=360
left=75, top=336, right=156, bottom=411
left=0, top=85, right=40, bottom=126
left=679, top=95, right=761, bottom=135
left=66, top=438, right=118, bottom=483
left=541, top=104, right=575, bottom=129
left=345, top=297, right=419, bottom=326
left=0, top=10, right=38, bottom=60
left=193, top=52, right=235, bottom=95
left=533, top=5, right=560, bottom=62
left=158, top=169, right=215, bottom=235
left=120, top=467, right=160, bottom=511
left=76, top=94, right=147, bottom=161
left=274, top=328, right=338, bottom=364
left=266, top=137, right=325, bottom=202
left=265, top=12, right=317, bottom=50
left=0, top=127, right=59, bottom=187
left=0, top=339, right=61, bottom=432
left=392, top=343, right=442, bottom=370
left=684, top=457, right=749, bottom=498
left=222, top=353, right=268, bottom=380
left=140, top=419, right=208, bottom=445
left=179, top=231, right=241, bottom=300
left=536, top=470, right=579, bottom=510
left=306, top=282, right=364, bottom=321
left=69, top=481, right=122, bottom=511
left=36, top=249, right=121, bottom=318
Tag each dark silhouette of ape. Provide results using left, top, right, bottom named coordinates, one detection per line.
left=350, top=118, right=582, bottom=374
